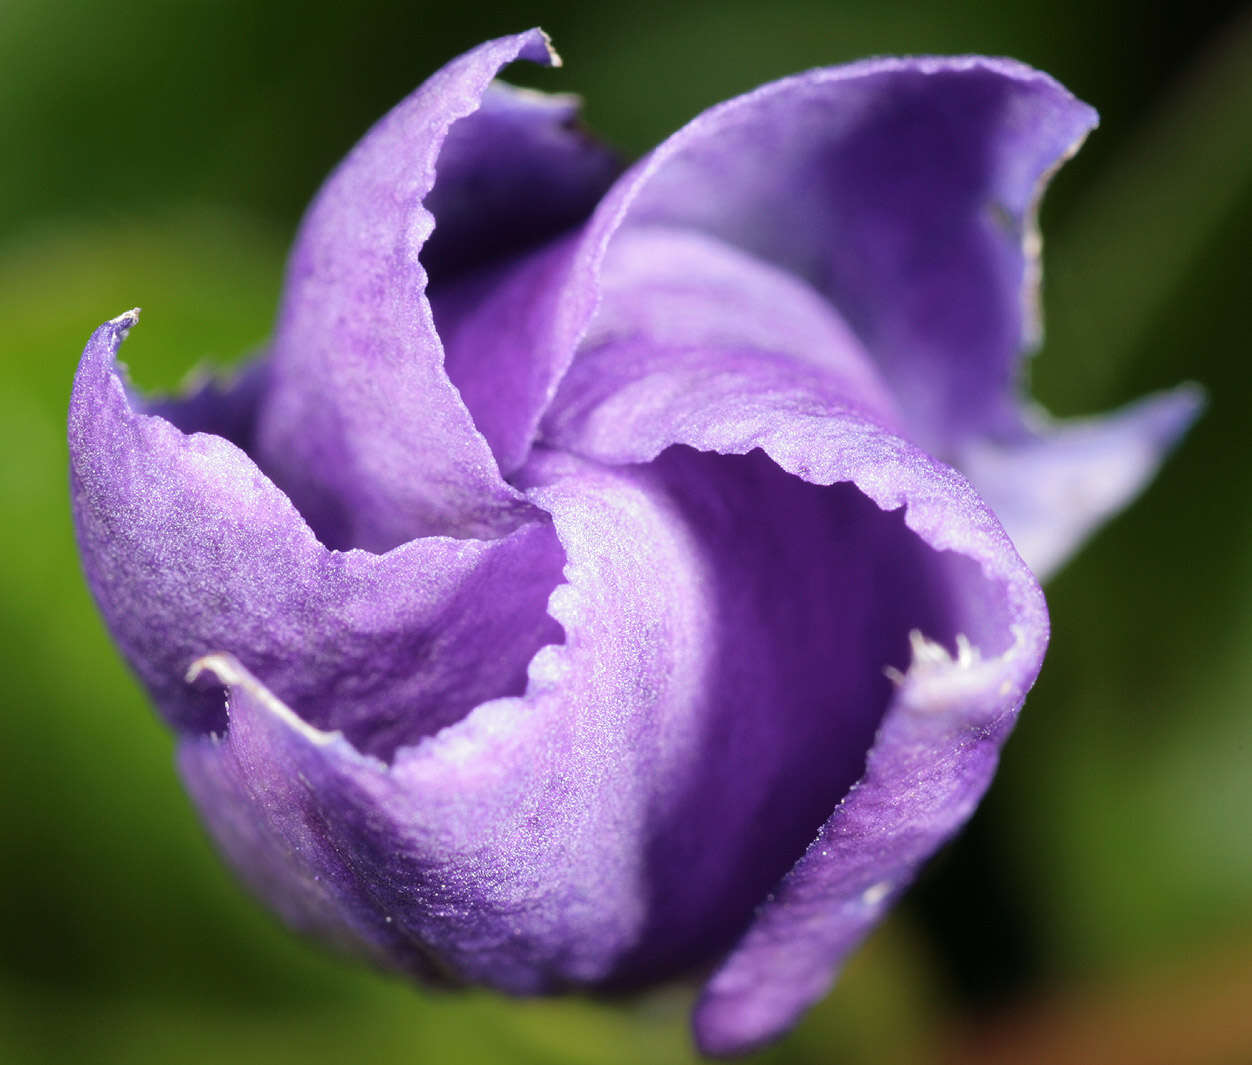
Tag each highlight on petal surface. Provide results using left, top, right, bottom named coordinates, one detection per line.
left=170, top=437, right=1042, bottom=1014
left=538, top=208, right=1047, bottom=1050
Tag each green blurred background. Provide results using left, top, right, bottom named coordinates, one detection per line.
left=3, top=2, right=1250, bottom=1062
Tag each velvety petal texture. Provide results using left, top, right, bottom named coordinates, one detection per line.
left=558, top=56, right=1099, bottom=457
left=175, top=442, right=1039, bottom=1005
left=253, top=30, right=610, bottom=551
left=70, top=312, right=564, bottom=749
left=68, top=31, right=1196, bottom=1059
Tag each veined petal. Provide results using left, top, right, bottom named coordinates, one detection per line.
left=253, top=30, right=615, bottom=550
left=69, top=313, right=564, bottom=752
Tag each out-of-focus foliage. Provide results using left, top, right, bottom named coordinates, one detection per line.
left=2, top=2, right=1249, bottom=1063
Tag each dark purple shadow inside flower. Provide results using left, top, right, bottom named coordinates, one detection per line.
left=148, top=359, right=272, bottom=457
left=420, top=84, right=620, bottom=282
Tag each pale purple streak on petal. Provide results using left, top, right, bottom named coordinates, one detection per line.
left=961, top=385, right=1203, bottom=579
left=587, top=226, right=903, bottom=431
left=253, top=31, right=560, bottom=551
left=69, top=315, right=564, bottom=753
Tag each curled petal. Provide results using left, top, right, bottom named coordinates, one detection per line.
left=694, top=623, right=1031, bottom=1055
left=542, top=260, right=1046, bottom=1050
left=171, top=440, right=1027, bottom=1000
left=69, top=313, right=564, bottom=751
left=422, top=82, right=620, bottom=281
left=253, top=30, right=612, bottom=550
left=559, top=56, right=1098, bottom=456
left=432, top=233, right=586, bottom=474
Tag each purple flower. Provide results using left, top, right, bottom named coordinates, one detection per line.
left=68, top=29, right=1197, bottom=1056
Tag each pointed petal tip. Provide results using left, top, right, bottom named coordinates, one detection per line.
left=512, top=26, right=560, bottom=68
left=1151, top=380, right=1206, bottom=439
left=109, top=307, right=141, bottom=331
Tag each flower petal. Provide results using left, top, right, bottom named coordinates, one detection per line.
left=253, top=30, right=579, bottom=550
left=69, top=312, right=564, bottom=751
left=173, top=441, right=1028, bottom=998
left=960, top=386, right=1203, bottom=579
left=693, top=623, right=1033, bottom=1055
left=421, top=82, right=620, bottom=281
left=541, top=258, right=1046, bottom=1050
left=556, top=56, right=1096, bottom=458
left=430, top=232, right=585, bottom=475
left=424, top=83, right=620, bottom=472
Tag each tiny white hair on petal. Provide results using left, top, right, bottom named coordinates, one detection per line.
left=883, top=625, right=1029, bottom=711
left=186, top=653, right=340, bottom=748
left=883, top=628, right=980, bottom=684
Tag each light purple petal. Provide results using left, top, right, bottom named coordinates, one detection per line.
left=252, top=30, right=574, bottom=551
left=552, top=56, right=1097, bottom=459
left=585, top=225, right=902, bottom=430
left=69, top=312, right=563, bottom=752
left=176, top=456, right=741, bottom=991
left=433, top=217, right=900, bottom=477
left=543, top=57, right=1196, bottom=583
left=960, top=386, right=1203, bottom=579
left=174, top=440, right=1032, bottom=1002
